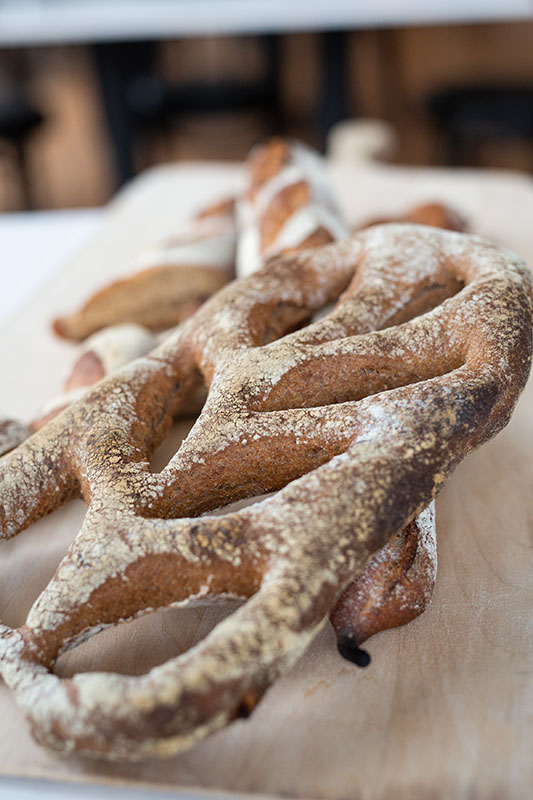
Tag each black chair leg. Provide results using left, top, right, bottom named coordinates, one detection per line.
left=318, top=30, right=350, bottom=152
left=92, top=42, right=156, bottom=187
left=262, top=34, right=285, bottom=134
left=12, top=139, right=33, bottom=210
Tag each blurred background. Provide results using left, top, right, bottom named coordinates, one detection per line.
left=0, top=0, right=532, bottom=211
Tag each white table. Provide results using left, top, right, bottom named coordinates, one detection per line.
left=0, top=209, right=103, bottom=327
left=0, top=777, right=200, bottom=800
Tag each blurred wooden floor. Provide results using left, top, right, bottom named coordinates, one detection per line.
left=0, top=22, right=532, bottom=211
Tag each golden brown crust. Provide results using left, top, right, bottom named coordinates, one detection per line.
left=331, top=504, right=436, bottom=655
left=237, top=139, right=349, bottom=278
left=405, top=202, right=467, bottom=231
left=359, top=202, right=467, bottom=233
left=295, top=226, right=336, bottom=250
left=0, top=223, right=531, bottom=760
left=194, top=196, right=235, bottom=219
left=64, top=350, right=105, bottom=391
left=33, top=324, right=157, bottom=430
left=53, top=197, right=236, bottom=341
left=260, top=180, right=312, bottom=250
left=242, top=140, right=437, bottom=657
left=53, top=265, right=230, bottom=340
left=248, top=137, right=291, bottom=202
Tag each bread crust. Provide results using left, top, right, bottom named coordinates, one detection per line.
left=359, top=201, right=467, bottom=233
left=237, top=138, right=349, bottom=278
left=53, top=200, right=235, bottom=341
left=1, top=223, right=531, bottom=760
left=241, top=140, right=440, bottom=658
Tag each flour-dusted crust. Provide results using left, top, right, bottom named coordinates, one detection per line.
left=331, top=503, right=437, bottom=657
left=0, top=224, right=531, bottom=760
left=236, top=138, right=349, bottom=277
left=236, top=139, right=440, bottom=659
left=240, top=139, right=438, bottom=660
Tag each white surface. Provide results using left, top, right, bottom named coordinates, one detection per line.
left=0, top=777, right=201, bottom=799
left=0, top=209, right=104, bottom=326
left=0, top=0, right=531, bottom=46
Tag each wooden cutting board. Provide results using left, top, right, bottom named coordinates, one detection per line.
left=0, top=162, right=532, bottom=800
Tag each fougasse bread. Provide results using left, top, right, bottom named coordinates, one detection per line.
left=0, top=223, right=531, bottom=760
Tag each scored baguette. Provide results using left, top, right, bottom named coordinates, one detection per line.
left=237, top=138, right=350, bottom=277
left=53, top=198, right=236, bottom=341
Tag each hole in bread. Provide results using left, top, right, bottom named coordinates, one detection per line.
left=260, top=302, right=312, bottom=344
left=150, top=418, right=197, bottom=473
left=289, top=276, right=465, bottom=349
left=209, top=491, right=277, bottom=516
left=52, top=491, right=276, bottom=677
left=0, top=500, right=86, bottom=629
left=54, top=598, right=243, bottom=678
left=378, top=277, right=465, bottom=329
left=149, top=379, right=207, bottom=473
left=140, top=357, right=465, bottom=520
